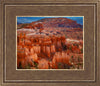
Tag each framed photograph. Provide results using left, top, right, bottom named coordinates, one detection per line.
left=17, top=16, right=84, bottom=70
left=0, top=0, right=100, bottom=86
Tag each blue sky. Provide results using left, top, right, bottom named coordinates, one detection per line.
left=17, top=16, right=83, bottom=25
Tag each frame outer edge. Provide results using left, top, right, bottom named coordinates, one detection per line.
left=97, top=1, right=100, bottom=86
left=1, top=0, right=99, bottom=3
left=0, top=1, right=3, bottom=86
left=0, top=0, right=100, bottom=86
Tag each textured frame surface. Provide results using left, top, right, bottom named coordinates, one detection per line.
left=0, top=0, right=100, bottom=86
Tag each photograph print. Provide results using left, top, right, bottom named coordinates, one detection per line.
left=17, top=16, right=84, bottom=69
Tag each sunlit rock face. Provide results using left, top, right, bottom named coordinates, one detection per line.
left=24, top=35, right=66, bottom=59
left=17, top=34, right=66, bottom=66
left=52, top=51, right=71, bottom=68
left=17, top=33, right=66, bottom=55
left=41, top=46, right=45, bottom=53
left=38, top=59, right=49, bottom=69
left=51, top=45, right=56, bottom=54
left=45, top=46, right=51, bottom=58
left=30, top=46, right=41, bottom=54
left=57, top=40, right=62, bottom=48
left=17, top=32, right=84, bottom=69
